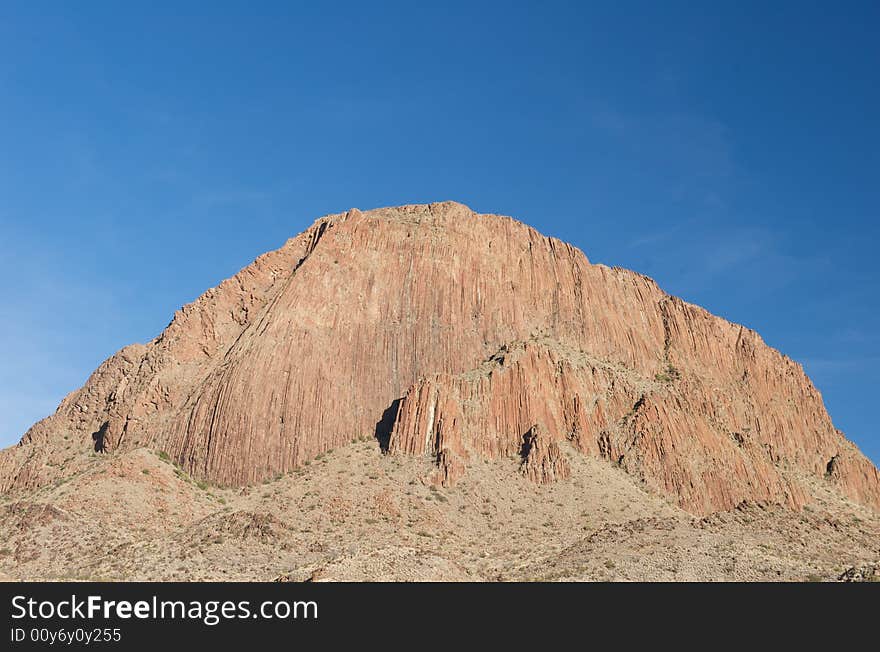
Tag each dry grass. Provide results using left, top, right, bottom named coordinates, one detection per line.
left=0, top=442, right=877, bottom=582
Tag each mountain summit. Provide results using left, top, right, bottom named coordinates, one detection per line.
left=3, top=202, right=878, bottom=517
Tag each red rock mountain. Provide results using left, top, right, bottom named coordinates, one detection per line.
left=2, top=202, right=878, bottom=515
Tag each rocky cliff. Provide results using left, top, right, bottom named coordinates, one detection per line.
left=2, top=202, right=878, bottom=516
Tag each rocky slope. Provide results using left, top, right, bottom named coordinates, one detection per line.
left=1, top=445, right=878, bottom=582
left=1, top=202, right=878, bottom=519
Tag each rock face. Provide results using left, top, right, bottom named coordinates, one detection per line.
left=838, top=562, right=880, bottom=582
left=1, top=202, right=878, bottom=516
left=519, top=425, right=571, bottom=484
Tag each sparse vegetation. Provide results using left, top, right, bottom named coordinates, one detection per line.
left=2, top=434, right=878, bottom=583
left=654, top=364, right=681, bottom=383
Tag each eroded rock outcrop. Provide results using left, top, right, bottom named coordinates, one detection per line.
left=1, top=202, right=878, bottom=516
left=838, top=562, right=880, bottom=582
left=519, top=425, right=571, bottom=484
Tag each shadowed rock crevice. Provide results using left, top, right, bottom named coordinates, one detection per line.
left=92, top=421, right=110, bottom=453
left=374, top=398, right=401, bottom=453
left=826, top=454, right=840, bottom=479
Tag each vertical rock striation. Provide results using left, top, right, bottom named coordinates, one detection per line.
left=1, top=202, right=877, bottom=516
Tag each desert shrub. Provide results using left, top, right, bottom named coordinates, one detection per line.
left=654, top=364, right=681, bottom=383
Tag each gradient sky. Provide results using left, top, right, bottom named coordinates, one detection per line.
left=0, top=2, right=877, bottom=463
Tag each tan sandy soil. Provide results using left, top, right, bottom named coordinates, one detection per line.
left=1, top=442, right=876, bottom=582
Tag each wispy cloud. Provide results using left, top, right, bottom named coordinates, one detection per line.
left=624, top=219, right=824, bottom=303
left=586, top=103, right=736, bottom=206
left=800, top=355, right=880, bottom=376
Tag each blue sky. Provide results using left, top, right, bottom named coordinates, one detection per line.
left=0, top=2, right=877, bottom=463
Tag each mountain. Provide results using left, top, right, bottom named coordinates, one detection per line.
left=1, top=202, right=878, bottom=581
